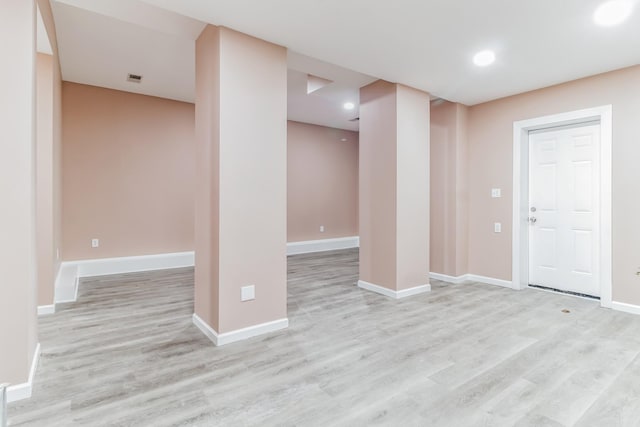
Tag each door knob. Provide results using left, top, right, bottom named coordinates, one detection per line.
left=528, top=217, right=537, bottom=224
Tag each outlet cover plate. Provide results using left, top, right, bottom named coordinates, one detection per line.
left=241, top=285, right=255, bottom=302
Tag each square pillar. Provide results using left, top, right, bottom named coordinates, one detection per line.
left=193, top=26, right=288, bottom=345
left=430, top=101, right=469, bottom=278
left=358, top=80, right=431, bottom=298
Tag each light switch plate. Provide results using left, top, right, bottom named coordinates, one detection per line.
left=494, top=223, right=502, bottom=233
left=491, top=188, right=501, bottom=198
left=241, top=285, right=255, bottom=302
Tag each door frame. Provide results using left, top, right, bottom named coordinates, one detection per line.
left=512, top=105, right=612, bottom=308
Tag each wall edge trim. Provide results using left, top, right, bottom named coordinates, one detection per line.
left=192, top=313, right=289, bottom=346
left=465, top=274, right=516, bottom=289
left=429, top=272, right=468, bottom=284
left=357, top=280, right=431, bottom=299
left=429, top=272, right=516, bottom=289
left=612, top=301, right=640, bottom=316
left=192, top=313, right=219, bottom=346
left=7, top=343, right=40, bottom=403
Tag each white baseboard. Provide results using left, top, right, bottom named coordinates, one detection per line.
left=465, top=274, right=515, bottom=289
left=429, top=272, right=515, bottom=289
left=357, top=280, right=431, bottom=299
left=37, top=305, right=55, bottom=316
left=612, top=301, right=640, bottom=316
left=75, top=251, right=195, bottom=277
left=192, top=313, right=218, bottom=344
left=429, top=272, right=468, bottom=284
left=287, top=236, right=359, bottom=255
left=55, top=242, right=361, bottom=303
left=192, top=313, right=289, bottom=346
left=55, top=252, right=195, bottom=303
left=7, top=343, right=40, bottom=403
left=54, top=263, right=79, bottom=303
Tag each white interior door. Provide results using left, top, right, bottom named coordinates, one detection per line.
left=528, top=123, right=600, bottom=297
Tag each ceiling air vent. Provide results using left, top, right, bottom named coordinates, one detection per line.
left=127, top=73, right=143, bottom=83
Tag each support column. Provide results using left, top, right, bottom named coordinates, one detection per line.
left=430, top=101, right=469, bottom=278
left=0, top=0, right=39, bottom=395
left=194, top=26, right=288, bottom=345
left=358, top=80, right=431, bottom=298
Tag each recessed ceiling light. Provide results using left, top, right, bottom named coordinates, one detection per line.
left=473, top=50, right=496, bottom=67
left=594, top=0, right=633, bottom=26
left=343, top=102, right=355, bottom=110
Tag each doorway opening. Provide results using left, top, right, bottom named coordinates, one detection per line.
left=512, top=106, right=612, bottom=308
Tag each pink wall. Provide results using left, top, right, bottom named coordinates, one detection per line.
left=194, top=24, right=220, bottom=330
left=430, top=101, right=469, bottom=277
left=36, top=52, right=55, bottom=306
left=287, top=121, right=358, bottom=242
left=217, top=28, right=287, bottom=332
left=62, top=78, right=359, bottom=272
left=36, top=3, right=63, bottom=306
left=62, top=82, right=195, bottom=260
left=467, top=65, right=640, bottom=305
left=195, top=25, right=288, bottom=334
left=395, top=85, right=431, bottom=289
left=0, top=0, right=37, bottom=386
left=359, top=80, right=430, bottom=291
left=359, top=80, right=399, bottom=288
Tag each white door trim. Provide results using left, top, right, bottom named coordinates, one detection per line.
left=512, top=105, right=612, bottom=308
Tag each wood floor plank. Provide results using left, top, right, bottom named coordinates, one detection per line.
left=8, top=248, right=640, bottom=426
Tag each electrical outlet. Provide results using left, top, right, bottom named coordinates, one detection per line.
left=494, top=223, right=502, bottom=233
left=241, top=285, right=255, bottom=302
left=91, top=238, right=99, bottom=248
left=320, top=225, right=325, bottom=233
left=491, top=188, right=501, bottom=198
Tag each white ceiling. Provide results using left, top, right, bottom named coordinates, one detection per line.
left=138, top=0, right=640, bottom=105
left=50, top=0, right=640, bottom=128
left=51, top=0, right=204, bottom=103
left=50, top=0, right=373, bottom=129
left=288, top=52, right=376, bottom=131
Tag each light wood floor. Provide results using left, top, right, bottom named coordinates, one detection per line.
left=9, top=249, right=640, bottom=426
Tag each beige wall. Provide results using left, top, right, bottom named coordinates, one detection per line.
left=62, top=80, right=356, bottom=272
left=396, top=85, right=431, bottom=289
left=36, top=53, right=55, bottom=306
left=217, top=28, right=287, bottom=332
left=195, top=26, right=288, bottom=334
left=0, top=0, right=37, bottom=385
left=194, top=24, right=220, bottom=331
left=287, top=121, right=358, bottom=242
left=359, top=80, right=430, bottom=291
left=359, top=80, right=398, bottom=288
left=51, top=11, right=63, bottom=303
left=430, top=101, right=469, bottom=277
left=62, top=82, right=195, bottom=260
left=467, top=65, right=640, bottom=305
left=36, top=0, right=63, bottom=307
